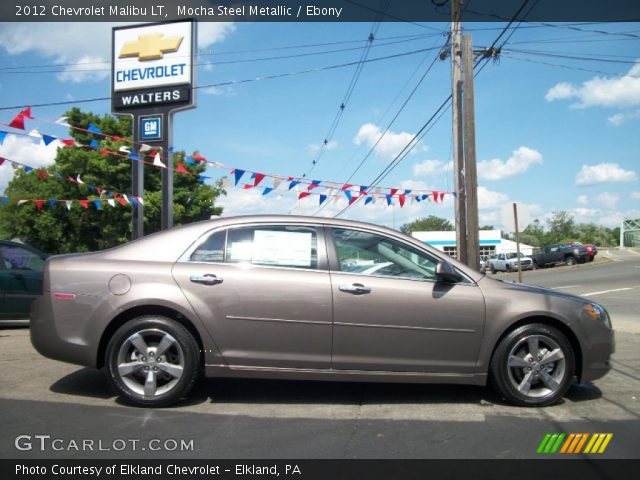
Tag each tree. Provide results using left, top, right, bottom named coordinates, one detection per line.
left=0, top=108, right=225, bottom=254
left=546, top=211, right=575, bottom=244
left=399, top=215, right=454, bottom=235
left=521, top=218, right=546, bottom=247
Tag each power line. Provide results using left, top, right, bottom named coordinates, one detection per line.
left=0, top=46, right=438, bottom=111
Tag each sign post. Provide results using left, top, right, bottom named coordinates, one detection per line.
left=111, top=20, right=196, bottom=239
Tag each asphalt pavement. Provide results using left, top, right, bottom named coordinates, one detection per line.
left=1, top=254, right=638, bottom=459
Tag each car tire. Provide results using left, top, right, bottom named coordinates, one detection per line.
left=490, top=323, right=575, bottom=407
left=105, top=316, right=200, bottom=407
left=588, top=256, right=594, bottom=262
left=490, top=265, right=497, bottom=274
left=506, top=264, right=512, bottom=272
left=565, top=256, right=577, bottom=266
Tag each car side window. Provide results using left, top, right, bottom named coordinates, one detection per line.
left=190, top=231, right=226, bottom=263
left=226, top=226, right=319, bottom=269
left=0, top=245, right=45, bottom=272
left=332, top=228, right=438, bottom=281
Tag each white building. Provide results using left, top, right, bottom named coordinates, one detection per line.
left=412, top=230, right=534, bottom=259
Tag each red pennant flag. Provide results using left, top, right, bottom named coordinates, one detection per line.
left=99, top=149, right=110, bottom=156
left=298, top=191, right=311, bottom=200
left=61, top=139, right=75, bottom=146
left=112, top=136, right=124, bottom=142
left=398, top=194, right=406, bottom=207
left=9, top=113, right=25, bottom=130
left=192, top=153, right=206, bottom=162
left=80, top=199, right=89, bottom=209
left=307, top=183, right=320, bottom=191
left=37, top=170, right=47, bottom=180
left=341, top=183, right=353, bottom=191
left=35, top=199, right=44, bottom=210
left=287, top=176, right=295, bottom=182
left=0, top=158, right=5, bottom=166
left=253, top=173, right=266, bottom=187
left=22, top=106, right=34, bottom=119
left=243, top=184, right=254, bottom=189
left=349, top=194, right=359, bottom=205
left=439, top=192, right=446, bottom=202
left=389, top=188, right=398, bottom=197
left=118, top=197, right=127, bottom=206
left=175, top=161, right=188, bottom=174
left=432, top=191, right=439, bottom=203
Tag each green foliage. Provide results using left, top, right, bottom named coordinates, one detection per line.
left=0, top=108, right=225, bottom=254
left=399, top=215, right=454, bottom=235
left=521, top=212, right=619, bottom=248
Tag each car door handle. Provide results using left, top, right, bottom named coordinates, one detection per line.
left=339, top=283, right=372, bottom=295
left=190, top=274, right=223, bottom=286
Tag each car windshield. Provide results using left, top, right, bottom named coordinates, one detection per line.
left=505, top=253, right=526, bottom=259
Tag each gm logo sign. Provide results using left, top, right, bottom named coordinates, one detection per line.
left=140, top=115, right=162, bottom=141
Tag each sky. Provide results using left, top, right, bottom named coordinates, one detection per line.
left=0, top=19, right=639, bottom=233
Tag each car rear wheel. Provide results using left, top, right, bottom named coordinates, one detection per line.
left=565, top=256, right=577, bottom=266
left=105, top=316, right=200, bottom=407
left=490, top=323, right=575, bottom=407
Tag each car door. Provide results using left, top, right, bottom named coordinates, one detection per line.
left=172, top=223, right=333, bottom=369
left=0, top=244, right=46, bottom=319
left=328, top=227, right=486, bottom=374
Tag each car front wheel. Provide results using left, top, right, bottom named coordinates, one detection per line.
left=565, top=256, right=577, bottom=266
left=490, top=324, right=575, bottom=407
left=105, top=316, right=200, bottom=407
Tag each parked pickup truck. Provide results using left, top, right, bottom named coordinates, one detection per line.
left=532, top=243, right=589, bottom=268
left=488, top=252, right=534, bottom=273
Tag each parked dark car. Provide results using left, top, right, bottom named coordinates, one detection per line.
left=532, top=243, right=589, bottom=268
left=566, top=242, right=598, bottom=262
left=31, top=216, right=614, bottom=408
left=0, top=240, right=48, bottom=322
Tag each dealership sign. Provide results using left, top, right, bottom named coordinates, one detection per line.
left=112, top=21, right=194, bottom=110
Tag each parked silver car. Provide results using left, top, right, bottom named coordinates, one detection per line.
left=31, top=215, right=614, bottom=407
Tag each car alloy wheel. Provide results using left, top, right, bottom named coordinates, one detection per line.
left=105, top=316, right=199, bottom=407
left=490, top=324, right=574, bottom=406
left=565, top=256, right=576, bottom=266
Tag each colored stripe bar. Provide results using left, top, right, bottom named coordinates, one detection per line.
left=598, top=434, right=613, bottom=453
left=560, top=434, right=575, bottom=454
left=537, top=434, right=552, bottom=454
left=574, top=433, right=589, bottom=453
left=550, top=433, right=565, bottom=453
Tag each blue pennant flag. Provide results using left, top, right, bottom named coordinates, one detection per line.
left=364, top=196, right=373, bottom=205
left=185, top=157, right=197, bottom=166
left=129, top=197, right=137, bottom=206
left=319, top=194, right=327, bottom=205
left=360, top=185, right=369, bottom=193
left=198, top=174, right=208, bottom=183
left=344, top=190, right=352, bottom=202
left=128, top=152, right=140, bottom=161
left=94, top=199, right=103, bottom=210
left=0, top=131, right=7, bottom=145
left=385, top=194, right=393, bottom=206
left=288, top=180, right=300, bottom=190
left=24, top=166, right=33, bottom=173
left=48, top=199, right=58, bottom=207
left=404, top=189, right=412, bottom=195
left=42, top=134, right=57, bottom=146
left=89, top=139, right=99, bottom=149
left=415, top=195, right=421, bottom=203
left=421, top=194, right=429, bottom=201
left=87, top=184, right=95, bottom=191
left=0, top=197, right=9, bottom=205
left=234, top=169, right=245, bottom=185
left=87, top=123, right=102, bottom=135
left=262, top=187, right=273, bottom=196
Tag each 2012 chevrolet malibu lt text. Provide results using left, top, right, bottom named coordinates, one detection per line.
left=30, top=215, right=614, bottom=407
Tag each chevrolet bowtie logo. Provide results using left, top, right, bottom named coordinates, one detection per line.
left=119, top=33, right=183, bottom=61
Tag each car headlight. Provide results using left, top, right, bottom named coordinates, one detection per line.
left=581, top=302, right=612, bottom=329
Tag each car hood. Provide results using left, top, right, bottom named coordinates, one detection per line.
left=485, top=277, right=589, bottom=303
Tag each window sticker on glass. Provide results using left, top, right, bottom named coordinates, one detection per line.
left=229, top=241, right=254, bottom=262
left=253, top=230, right=313, bottom=267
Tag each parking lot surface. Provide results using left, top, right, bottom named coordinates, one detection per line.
left=1, top=254, right=638, bottom=459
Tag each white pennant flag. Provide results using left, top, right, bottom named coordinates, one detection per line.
left=107, top=199, right=115, bottom=207
left=28, top=129, right=41, bottom=138
left=17, top=199, right=28, bottom=205
left=122, top=194, right=129, bottom=204
left=119, top=146, right=131, bottom=153
left=139, top=144, right=152, bottom=153
left=153, top=153, right=166, bottom=168
left=136, top=196, right=144, bottom=205
left=207, top=161, right=224, bottom=169
left=55, top=116, right=70, bottom=127
left=65, top=200, right=73, bottom=210
left=76, top=175, right=84, bottom=184
left=272, top=177, right=283, bottom=190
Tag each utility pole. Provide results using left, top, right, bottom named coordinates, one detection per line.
left=451, top=0, right=467, bottom=264
left=462, top=34, right=480, bottom=270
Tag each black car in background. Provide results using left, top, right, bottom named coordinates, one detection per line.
left=0, top=240, right=48, bottom=323
left=532, top=243, right=589, bottom=268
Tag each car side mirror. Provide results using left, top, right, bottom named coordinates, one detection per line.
left=435, top=260, right=463, bottom=283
